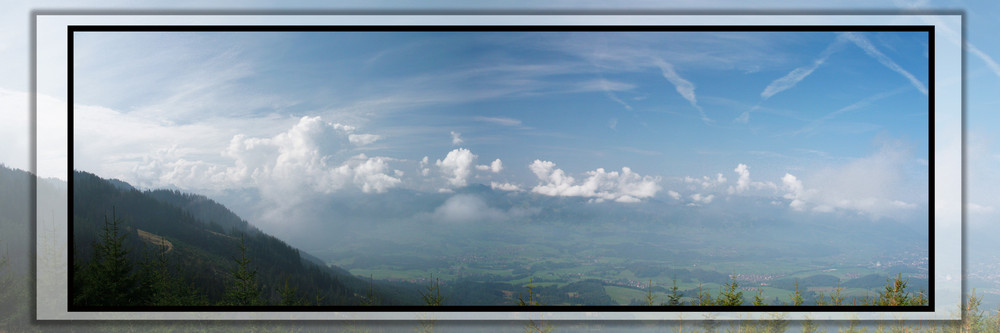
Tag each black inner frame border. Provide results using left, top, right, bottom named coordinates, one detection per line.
left=67, top=24, right=935, bottom=313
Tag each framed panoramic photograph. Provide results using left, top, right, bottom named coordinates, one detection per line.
left=36, top=14, right=962, bottom=321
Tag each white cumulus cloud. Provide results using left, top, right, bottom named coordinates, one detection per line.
left=667, top=190, right=681, bottom=200
left=348, top=133, right=381, bottom=146
left=490, top=181, right=522, bottom=192
left=418, top=156, right=431, bottom=176
left=332, top=123, right=356, bottom=132
left=781, top=173, right=809, bottom=211
left=775, top=141, right=926, bottom=219
left=351, top=156, right=402, bottom=193
left=689, top=173, right=728, bottom=189
left=436, top=148, right=477, bottom=188
left=450, top=131, right=464, bottom=145
left=728, top=163, right=751, bottom=194
left=691, top=193, right=715, bottom=204
left=219, top=117, right=403, bottom=198
left=529, top=160, right=661, bottom=203
left=476, top=158, right=503, bottom=173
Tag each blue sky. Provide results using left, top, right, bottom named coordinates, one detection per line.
left=69, top=30, right=930, bottom=219
left=0, top=0, right=993, bottom=321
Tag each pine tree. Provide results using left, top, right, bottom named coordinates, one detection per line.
left=764, top=312, right=789, bottom=333
left=667, top=279, right=684, bottom=306
left=839, top=316, right=865, bottom=333
left=791, top=281, right=804, bottom=306
left=909, top=288, right=928, bottom=307
left=816, top=291, right=828, bottom=306
left=645, top=279, right=656, bottom=306
left=137, top=249, right=162, bottom=305
left=738, top=314, right=763, bottom=333
left=360, top=274, right=378, bottom=306
left=695, top=283, right=715, bottom=306
left=517, top=277, right=554, bottom=333
left=0, top=240, right=26, bottom=328
left=717, top=275, right=743, bottom=306
left=222, top=234, right=263, bottom=306
left=695, top=282, right=720, bottom=333
left=802, top=315, right=818, bottom=333
left=753, top=287, right=766, bottom=306
left=278, top=277, right=301, bottom=306
left=137, top=244, right=172, bottom=305
left=77, top=208, right=140, bottom=306
left=964, top=289, right=986, bottom=333
left=417, top=275, right=443, bottom=333
left=745, top=288, right=771, bottom=333
left=420, top=274, right=445, bottom=306
left=517, top=277, right=539, bottom=307
left=135, top=242, right=205, bottom=306
left=876, top=273, right=910, bottom=306
left=832, top=282, right=845, bottom=306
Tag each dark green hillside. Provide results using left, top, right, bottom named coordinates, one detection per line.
left=0, top=164, right=33, bottom=275
left=145, top=188, right=257, bottom=236
left=71, top=170, right=417, bottom=306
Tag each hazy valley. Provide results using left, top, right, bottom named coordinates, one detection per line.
left=206, top=182, right=930, bottom=306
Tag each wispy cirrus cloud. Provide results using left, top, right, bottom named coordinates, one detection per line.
left=787, top=85, right=909, bottom=137
left=739, top=36, right=847, bottom=124
left=598, top=80, right=633, bottom=111
left=474, top=116, right=522, bottom=127
left=918, top=14, right=1000, bottom=79
left=652, top=58, right=709, bottom=124
left=760, top=36, right=846, bottom=100
left=965, top=41, right=1000, bottom=78
left=575, top=78, right=635, bottom=93
left=843, top=32, right=928, bottom=95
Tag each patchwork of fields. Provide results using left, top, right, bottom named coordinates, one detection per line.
left=320, top=224, right=928, bottom=306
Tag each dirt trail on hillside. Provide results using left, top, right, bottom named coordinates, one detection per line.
left=137, top=229, right=173, bottom=254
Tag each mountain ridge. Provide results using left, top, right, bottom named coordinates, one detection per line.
left=71, top=169, right=418, bottom=306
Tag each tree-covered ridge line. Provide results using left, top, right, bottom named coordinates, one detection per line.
left=71, top=170, right=421, bottom=306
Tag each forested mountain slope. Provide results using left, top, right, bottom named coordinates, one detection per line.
left=71, top=170, right=418, bottom=306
